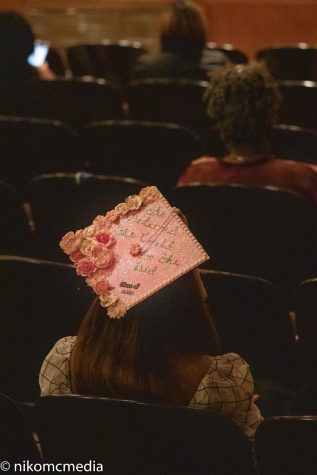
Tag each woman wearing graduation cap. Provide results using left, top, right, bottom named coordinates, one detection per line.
left=39, top=186, right=262, bottom=440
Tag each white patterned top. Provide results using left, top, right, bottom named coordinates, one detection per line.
left=39, top=337, right=262, bottom=439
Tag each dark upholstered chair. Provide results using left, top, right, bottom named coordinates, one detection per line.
left=67, top=42, right=146, bottom=88
left=272, top=124, right=317, bottom=164
left=257, top=45, right=317, bottom=81
left=46, top=47, right=66, bottom=76
left=294, top=278, right=317, bottom=383
left=0, top=116, right=78, bottom=193
left=0, top=180, right=34, bottom=256
left=290, top=381, right=317, bottom=415
left=0, top=256, right=92, bottom=402
left=171, top=183, right=317, bottom=299
left=278, top=80, right=317, bottom=129
left=0, top=393, right=40, bottom=463
left=205, top=42, right=249, bottom=64
left=255, top=416, right=317, bottom=475
left=35, top=394, right=256, bottom=475
left=20, top=78, right=124, bottom=127
left=127, top=78, right=210, bottom=140
left=28, top=173, right=146, bottom=261
left=200, top=269, right=296, bottom=384
left=79, top=120, right=202, bottom=190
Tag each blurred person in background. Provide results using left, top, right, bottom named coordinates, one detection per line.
left=133, top=0, right=227, bottom=80
left=0, top=10, right=54, bottom=83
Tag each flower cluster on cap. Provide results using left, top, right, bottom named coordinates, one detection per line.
left=59, top=186, right=159, bottom=319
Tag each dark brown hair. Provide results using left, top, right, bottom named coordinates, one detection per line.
left=160, top=1, right=207, bottom=59
left=70, top=270, right=219, bottom=404
left=205, top=62, right=281, bottom=149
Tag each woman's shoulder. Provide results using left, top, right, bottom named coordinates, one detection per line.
left=39, top=336, right=77, bottom=395
left=195, top=352, right=254, bottom=395
left=49, top=336, right=77, bottom=355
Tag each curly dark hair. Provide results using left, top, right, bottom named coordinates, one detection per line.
left=205, top=62, right=281, bottom=148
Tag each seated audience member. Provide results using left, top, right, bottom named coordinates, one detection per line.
left=133, top=0, right=227, bottom=80
left=0, top=10, right=54, bottom=83
left=178, top=63, right=317, bottom=207
left=39, top=186, right=262, bottom=440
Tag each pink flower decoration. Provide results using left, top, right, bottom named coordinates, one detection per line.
left=69, top=250, right=84, bottom=263
left=76, top=259, right=96, bottom=276
left=130, top=243, right=142, bottom=257
left=60, top=230, right=83, bottom=255
left=107, top=301, right=127, bottom=319
left=114, top=202, right=129, bottom=216
left=100, top=289, right=118, bottom=308
left=95, top=232, right=110, bottom=245
left=82, top=224, right=96, bottom=240
left=93, top=279, right=109, bottom=295
left=80, top=239, right=95, bottom=257
left=125, top=194, right=143, bottom=211
left=86, top=269, right=105, bottom=287
left=94, top=249, right=115, bottom=269
left=93, top=215, right=112, bottom=230
left=139, top=186, right=159, bottom=204
left=105, top=210, right=119, bottom=223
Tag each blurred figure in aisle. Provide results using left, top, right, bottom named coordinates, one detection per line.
left=133, top=0, right=228, bottom=80
left=0, top=10, right=54, bottom=83
left=178, top=62, right=317, bottom=208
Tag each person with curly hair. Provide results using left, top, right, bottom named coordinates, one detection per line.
left=178, top=62, right=317, bottom=207
left=133, top=0, right=227, bottom=80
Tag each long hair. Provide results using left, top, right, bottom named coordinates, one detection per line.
left=160, top=1, right=207, bottom=60
left=70, top=270, right=220, bottom=404
left=205, top=62, right=281, bottom=149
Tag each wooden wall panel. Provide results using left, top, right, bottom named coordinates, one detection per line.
left=1, top=0, right=316, bottom=59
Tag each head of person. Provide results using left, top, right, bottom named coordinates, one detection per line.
left=205, top=62, right=281, bottom=153
left=0, top=10, right=34, bottom=74
left=70, top=268, right=219, bottom=404
left=160, top=0, right=207, bottom=60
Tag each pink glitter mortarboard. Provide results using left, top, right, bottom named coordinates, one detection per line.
left=60, top=186, right=209, bottom=319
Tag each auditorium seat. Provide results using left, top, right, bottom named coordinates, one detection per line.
left=0, top=180, right=34, bottom=256
left=28, top=173, right=146, bottom=261
left=0, top=256, right=93, bottom=402
left=272, top=124, right=317, bottom=164
left=205, top=42, right=249, bottom=64
left=0, top=116, right=78, bottom=193
left=257, top=45, right=317, bottom=81
left=46, top=47, right=67, bottom=77
left=79, top=120, right=202, bottom=190
left=67, top=41, right=146, bottom=88
left=21, top=78, right=124, bottom=127
left=35, top=395, right=256, bottom=475
left=255, top=416, right=317, bottom=475
left=127, top=78, right=210, bottom=140
left=171, top=183, right=317, bottom=299
left=0, top=393, right=41, bottom=463
left=294, top=278, right=317, bottom=383
left=278, top=80, right=317, bottom=130
left=200, top=269, right=296, bottom=384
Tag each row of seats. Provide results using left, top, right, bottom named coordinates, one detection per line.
left=43, top=41, right=248, bottom=86
left=1, top=78, right=317, bottom=131
left=1, top=118, right=317, bottom=196
left=3, top=177, right=317, bottom=297
left=0, top=255, right=316, bottom=402
left=47, top=41, right=317, bottom=84
left=6, top=391, right=317, bottom=475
